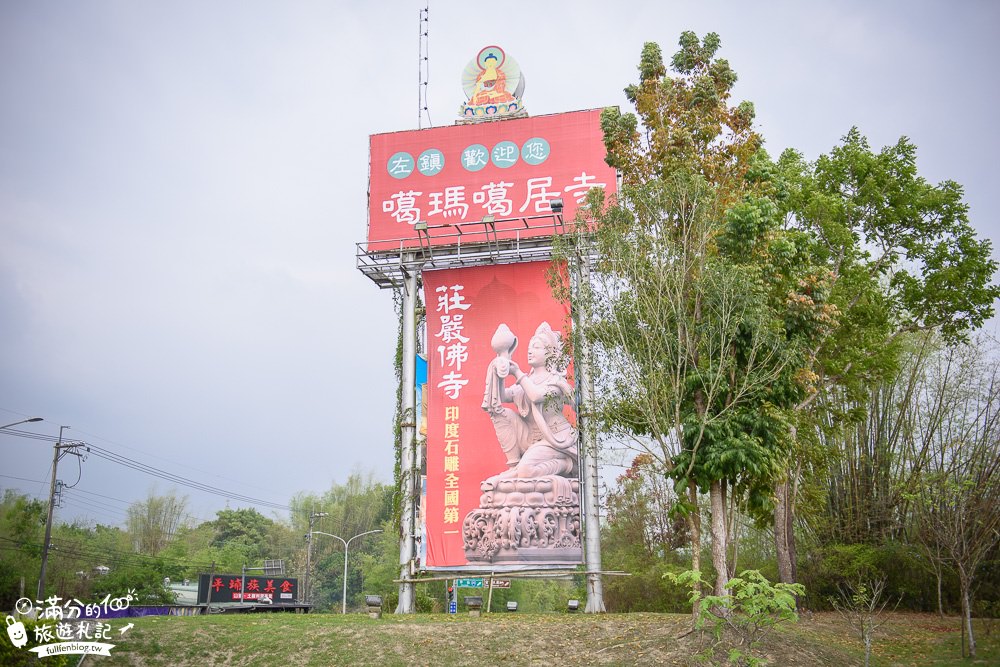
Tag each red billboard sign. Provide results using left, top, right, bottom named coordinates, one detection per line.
left=367, top=109, right=616, bottom=251
left=197, top=574, right=298, bottom=603
left=422, top=261, right=582, bottom=570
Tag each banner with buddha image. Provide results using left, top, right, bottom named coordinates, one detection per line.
left=422, top=260, right=583, bottom=570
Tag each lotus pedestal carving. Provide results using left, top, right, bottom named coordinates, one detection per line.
left=463, top=476, right=581, bottom=564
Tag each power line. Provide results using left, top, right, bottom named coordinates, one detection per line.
left=0, top=536, right=223, bottom=572
left=61, top=488, right=219, bottom=528
left=68, top=425, right=290, bottom=497
left=59, top=492, right=130, bottom=519
left=4, top=480, right=260, bottom=535
left=85, top=444, right=292, bottom=511
left=69, top=487, right=132, bottom=505
left=67, top=486, right=213, bottom=520
left=0, top=427, right=65, bottom=443
left=2, top=427, right=294, bottom=512
left=0, top=474, right=46, bottom=485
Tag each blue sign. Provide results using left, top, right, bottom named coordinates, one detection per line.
left=491, top=141, right=519, bottom=168
left=387, top=152, right=415, bottom=179
left=461, top=144, right=489, bottom=172
left=417, top=149, right=445, bottom=176
left=521, top=137, right=550, bottom=165
left=448, top=601, right=457, bottom=614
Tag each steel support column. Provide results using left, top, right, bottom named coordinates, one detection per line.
left=396, top=253, right=419, bottom=613
left=576, top=252, right=605, bottom=613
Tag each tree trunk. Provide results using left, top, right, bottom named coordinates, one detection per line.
left=788, top=470, right=799, bottom=583
left=774, top=478, right=794, bottom=585
left=775, top=426, right=798, bottom=586
left=724, top=480, right=737, bottom=578
left=687, top=480, right=702, bottom=624
left=960, top=569, right=976, bottom=657
left=936, top=568, right=944, bottom=618
left=710, top=479, right=729, bottom=596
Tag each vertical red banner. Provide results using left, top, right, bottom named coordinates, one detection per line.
left=423, top=261, right=582, bottom=569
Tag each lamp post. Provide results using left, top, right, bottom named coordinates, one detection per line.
left=303, top=511, right=327, bottom=605
left=310, top=529, right=383, bottom=614
left=0, top=417, right=43, bottom=430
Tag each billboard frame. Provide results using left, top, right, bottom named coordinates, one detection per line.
left=357, top=111, right=610, bottom=612
left=356, top=212, right=566, bottom=289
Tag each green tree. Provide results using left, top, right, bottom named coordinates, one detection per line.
left=572, top=33, right=810, bottom=599
left=911, top=339, right=1000, bottom=658
left=210, top=507, right=274, bottom=563
left=291, top=472, right=393, bottom=610
left=602, top=454, right=689, bottom=612
left=771, top=126, right=999, bottom=585
left=89, top=558, right=174, bottom=604
left=126, top=489, right=190, bottom=556
left=353, top=521, right=403, bottom=607
left=0, top=491, right=46, bottom=608
left=830, top=578, right=896, bottom=667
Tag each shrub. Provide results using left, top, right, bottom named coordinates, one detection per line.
left=829, top=578, right=897, bottom=667
left=668, top=569, right=804, bottom=666
left=798, top=542, right=944, bottom=612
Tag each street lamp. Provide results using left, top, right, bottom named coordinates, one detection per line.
left=0, top=417, right=43, bottom=430
left=310, top=529, right=383, bottom=614
left=303, top=511, right=328, bottom=605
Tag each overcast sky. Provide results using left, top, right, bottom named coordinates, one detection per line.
left=2, top=1, right=998, bottom=526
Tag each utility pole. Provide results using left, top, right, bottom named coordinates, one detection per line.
left=38, top=426, right=85, bottom=601
left=304, top=510, right=327, bottom=605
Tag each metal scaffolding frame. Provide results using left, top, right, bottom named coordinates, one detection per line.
left=356, top=213, right=565, bottom=289
left=355, top=211, right=605, bottom=613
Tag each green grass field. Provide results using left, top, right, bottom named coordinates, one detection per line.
left=79, top=611, right=997, bottom=666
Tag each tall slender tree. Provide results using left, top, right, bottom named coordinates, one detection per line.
left=126, top=490, right=189, bottom=556
left=569, top=33, right=819, bottom=597
left=912, top=339, right=1000, bottom=657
